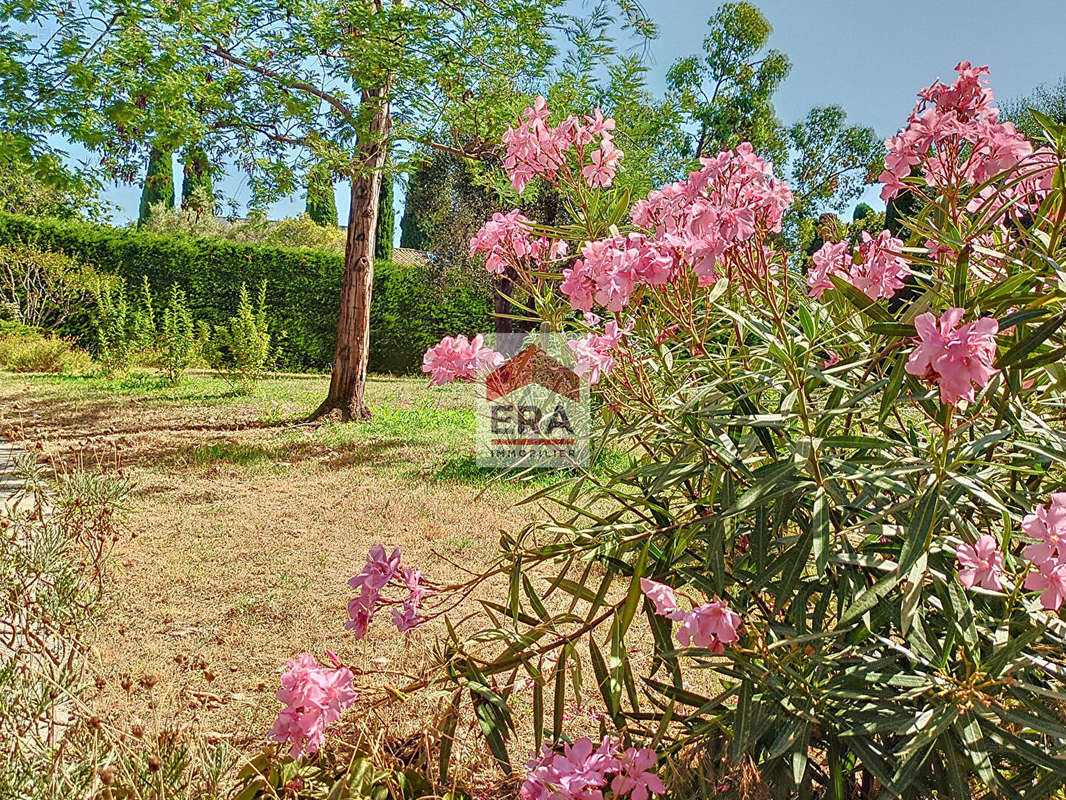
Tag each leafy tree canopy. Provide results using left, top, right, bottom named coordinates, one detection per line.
left=1001, top=75, right=1066, bottom=142
left=666, top=1, right=791, bottom=165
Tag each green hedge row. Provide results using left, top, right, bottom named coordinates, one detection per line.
left=0, top=213, right=492, bottom=373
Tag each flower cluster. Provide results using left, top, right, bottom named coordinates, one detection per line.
left=567, top=318, right=629, bottom=385
left=630, top=143, right=792, bottom=288
left=807, top=230, right=911, bottom=301
left=1022, top=495, right=1066, bottom=611
left=521, top=737, right=664, bottom=800
left=560, top=234, right=678, bottom=313
left=422, top=334, right=504, bottom=386
left=955, top=535, right=1005, bottom=591
left=470, top=209, right=569, bottom=275
left=879, top=61, right=1034, bottom=204
left=346, top=546, right=428, bottom=639
left=502, top=97, right=621, bottom=193
left=905, top=308, right=999, bottom=405
left=268, top=652, right=356, bottom=758
left=641, top=578, right=741, bottom=653
left=558, top=143, right=792, bottom=314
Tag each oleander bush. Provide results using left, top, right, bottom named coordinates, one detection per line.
left=413, top=64, right=1066, bottom=799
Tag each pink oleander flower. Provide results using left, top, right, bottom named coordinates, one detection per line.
left=469, top=210, right=534, bottom=274
left=391, top=567, right=427, bottom=636
left=675, top=599, right=742, bottom=653
left=502, top=97, right=620, bottom=194
left=1021, top=493, right=1066, bottom=567
left=905, top=308, right=999, bottom=405
left=627, top=142, right=792, bottom=295
left=848, top=230, right=910, bottom=301
left=639, top=578, right=679, bottom=617
left=806, top=240, right=851, bottom=299
left=268, top=653, right=357, bottom=759
left=611, top=747, right=666, bottom=800
left=346, top=546, right=429, bottom=640
left=1025, top=559, right=1066, bottom=611
left=422, top=334, right=504, bottom=386
left=568, top=320, right=629, bottom=384
left=349, top=545, right=402, bottom=595
left=879, top=61, right=1034, bottom=205
left=582, top=139, right=624, bottom=188
left=346, top=546, right=401, bottom=639
left=520, top=737, right=664, bottom=800
left=807, top=231, right=909, bottom=301
left=642, top=580, right=742, bottom=654
left=955, top=534, right=1005, bottom=591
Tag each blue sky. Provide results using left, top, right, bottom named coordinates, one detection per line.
left=78, top=0, right=1066, bottom=231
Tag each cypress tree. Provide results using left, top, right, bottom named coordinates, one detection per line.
left=399, top=163, right=430, bottom=249
left=138, top=147, right=174, bottom=225
left=852, top=202, right=875, bottom=222
left=181, top=146, right=214, bottom=212
left=305, top=162, right=337, bottom=226
left=375, top=174, right=394, bottom=260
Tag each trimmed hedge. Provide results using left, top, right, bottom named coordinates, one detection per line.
left=0, top=213, right=492, bottom=373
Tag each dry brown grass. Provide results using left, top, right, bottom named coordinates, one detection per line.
left=0, top=371, right=541, bottom=770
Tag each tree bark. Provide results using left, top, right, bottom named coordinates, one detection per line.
left=311, top=86, right=391, bottom=421
left=494, top=272, right=513, bottom=335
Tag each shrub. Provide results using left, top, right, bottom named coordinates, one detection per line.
left=0, top=325, right=92, bottom=373
left=0, top=242, right=105, bottom=334
left=92, top=277, right=152, bottom=375
left=158, top=284, right=198, bottom=384
left=0, top=213, right=491, bottom=372
left=409, top=78, right=1066, bottom=797
left=203, top=281, right=271, bottom=391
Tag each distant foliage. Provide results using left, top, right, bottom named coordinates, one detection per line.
left=1002, top=75, right=1066, bottom=142
left=305, top=162, right=338, bottom=227
left=0, top=137, right=106, bottom=222
left=0, top=242, right=105, bottom=332
left=375, top=175, right=394, bottom=261
left=141, top=206, right=347, bottom=253
left=0, top=212, right=491, bottom=373
left=0, top=322, right=92, bottom=373
left=181, top=145, right=215, bottom=212
left=666, top=1, right=791, bottom=164
left=138, top=147, right=174, bottom=226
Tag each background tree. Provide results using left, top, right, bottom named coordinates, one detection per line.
left=0, top=136, right=105, bottom=221
left=180, top=145, right=214, bottom=214
left=665, top=1, right=791, bottom=164
left=667, top=3, right=881, bottom=244
left=137, top=148, right=174, bottom=225
left=853, top=202, right=875, bottom=222
left=305, top=163, right=337, bottom=228
left=786, top=105, right=881, bottom=222
left=1002, top=75, right=1066, bottom=141
left=375, top=175, right=393, bottom=261
left=19, top=0, right=646, bottom=419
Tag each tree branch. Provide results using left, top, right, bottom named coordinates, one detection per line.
left=201, top=42, right=357, bottom=124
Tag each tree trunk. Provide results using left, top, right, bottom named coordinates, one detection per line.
left=312, top=87, right=391, bottom=421
left=494, top=272, right=513, bottom=335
